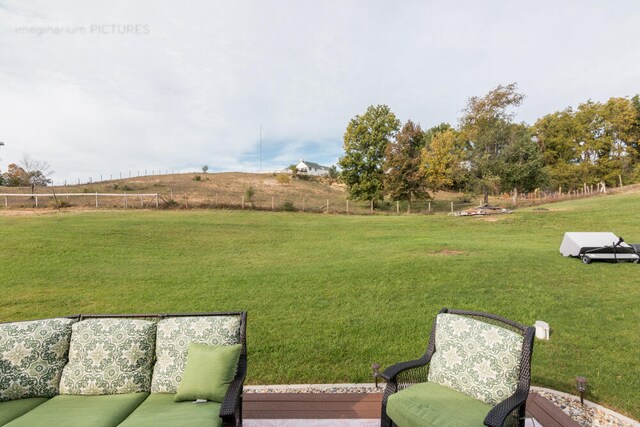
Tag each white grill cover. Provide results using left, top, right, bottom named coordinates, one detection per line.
left=559, top=232, right=629, bottom=256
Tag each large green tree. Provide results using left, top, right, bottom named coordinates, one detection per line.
left=339, top=104, right=400, bottom=202
left=459, top=83, right=526, bottom=205
left=497, top=124, right=548, bottom=194
left=533, top=96, right=640, bottom=189
left=384, top=120, right=429, bottom=207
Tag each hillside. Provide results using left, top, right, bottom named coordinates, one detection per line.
left=0, top=172, right=477, bottom=213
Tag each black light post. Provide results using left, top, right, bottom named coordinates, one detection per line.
left=576, top=376, right=587, bottom=404
left=371, top=363, right=381, bottom=388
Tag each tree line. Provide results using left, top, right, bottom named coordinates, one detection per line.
left=338, top=83, right=640, bottom=206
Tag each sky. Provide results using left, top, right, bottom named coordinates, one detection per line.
left=1, top=0, right=639, bottom=183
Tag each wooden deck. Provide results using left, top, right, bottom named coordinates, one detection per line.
left=245, top=393, right=381, bottom=419
left=244, top=392, right=580, bottom=426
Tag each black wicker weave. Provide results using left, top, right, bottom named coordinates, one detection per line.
left=380, top=308, right=535, bottom=427
left=2, top=311, right=247, bottom=427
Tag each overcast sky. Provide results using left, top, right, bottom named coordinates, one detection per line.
left=1, top=1, right=639, bottom=183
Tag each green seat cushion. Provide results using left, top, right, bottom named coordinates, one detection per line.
left=118, top=393, right=222, bottom=427
left=175, top=343, right=241, bottom=403
left=0, top=397, right=49, bottom=425
left=387, top=382, right=492, bottom=427
left=3, top=392, right=149, bottom=427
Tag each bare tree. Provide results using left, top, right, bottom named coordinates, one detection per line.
left=20, top=153, right=54, bottom=190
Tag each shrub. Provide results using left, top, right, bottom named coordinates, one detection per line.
left=276, top=174, right=290, bottom=185
left=163, top=198, right=179, bottom=209
left=281, top=201, right=296, bottom=211
left=193, top=175, right=202, bottom=181
left=245, top=186, right=256, bottom=208
left=51, top=199, right=72, bottom=208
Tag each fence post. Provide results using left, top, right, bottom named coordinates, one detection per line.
left=346, top=200, right=348, bottom=214
left=326, top=199, right=329, bottom=214
left=619, top=175, right=623, bottom=191
left=396, top=201, right=399, bottom=214
left=35, top=196, right=38, bottom=208
left=4, top=196, right=7, bottom=207
left=155, top=194, right=159, bottom=209
left=451, top=201, right=454, bottom=213
left=428, top=202, right=431, bottom=213
left=95, top=192, right=98, bottom=208
left=124, top=195, right=128, bottom=208
left=370, top=199, right=373, bottom=214
left=242, top=196, right=245, bottom=209
left=140, top=195, right=143, bottom=208
left=302, top=199, right=305, bottom=212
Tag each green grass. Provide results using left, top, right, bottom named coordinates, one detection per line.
left=1, top=194, right=639, bottom=419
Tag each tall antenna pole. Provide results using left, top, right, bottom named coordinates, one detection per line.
left=259, top=125, right=262, bottom=172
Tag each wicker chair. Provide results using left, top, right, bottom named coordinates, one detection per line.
left=380, top=308, right=535, bottom=427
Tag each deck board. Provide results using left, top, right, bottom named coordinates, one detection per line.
left=244, top=391, right=580, bottom=426
left=244, top=393, right=382, bottom=419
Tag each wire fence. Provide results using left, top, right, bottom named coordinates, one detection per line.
left=49, top=169, right=287, bottom=187
left=0, top=182, right=633, bottom=214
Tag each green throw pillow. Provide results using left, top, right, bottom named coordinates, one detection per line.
left=174, top=343, right=241, bottom=403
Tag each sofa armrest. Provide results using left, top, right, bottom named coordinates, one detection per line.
left=220, top=354, right=247, bottom=427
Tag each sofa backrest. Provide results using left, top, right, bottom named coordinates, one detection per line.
left=151, top=313, right=245, bottom=393
left=0, top=318, right=77, bottom=401
left=1, top=312, right=246, bottom=398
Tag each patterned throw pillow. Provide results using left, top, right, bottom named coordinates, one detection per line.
left=0, top=318, right=77, bottom=401
left=151, top=316, right=242, bottom=393
left=427, top=313, right=524, bottom=405
left=59, top=319, right=156, bottom=395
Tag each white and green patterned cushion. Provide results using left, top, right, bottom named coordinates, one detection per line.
left=0, top=318, right=77, bottom=401
left=59, top=319, right=156, bottom=395
left=151, top=316, right=242, bottom=393
left=427, top=313, right=524, bottom=405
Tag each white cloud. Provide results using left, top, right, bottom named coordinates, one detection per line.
left=1, top=0, right=639, bottom=182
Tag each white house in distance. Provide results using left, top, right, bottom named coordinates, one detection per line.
left=294, top=159, right=331, bottom=176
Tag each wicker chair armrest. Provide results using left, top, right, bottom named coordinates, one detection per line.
left=381, top=355, right=431, bottom=382
left=483, top=388, right=529, bottom=427
left=219, top=355, right=247, bottom=426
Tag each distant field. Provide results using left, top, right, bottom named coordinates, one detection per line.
left=0, top=172, right=478, bottom=213
left=1, top=193, right=639, bottom=418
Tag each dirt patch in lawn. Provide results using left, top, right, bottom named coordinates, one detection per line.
left=430, top=249, right=464, bottom=256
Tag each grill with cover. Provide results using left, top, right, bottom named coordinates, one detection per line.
left=559, top=232, right=640, bottom=264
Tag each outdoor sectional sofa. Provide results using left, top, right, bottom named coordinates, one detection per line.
left=0, top=311, right=247, bottom=427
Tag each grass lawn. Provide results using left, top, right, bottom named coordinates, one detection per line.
left=1, top=193, right=639, bottom=419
